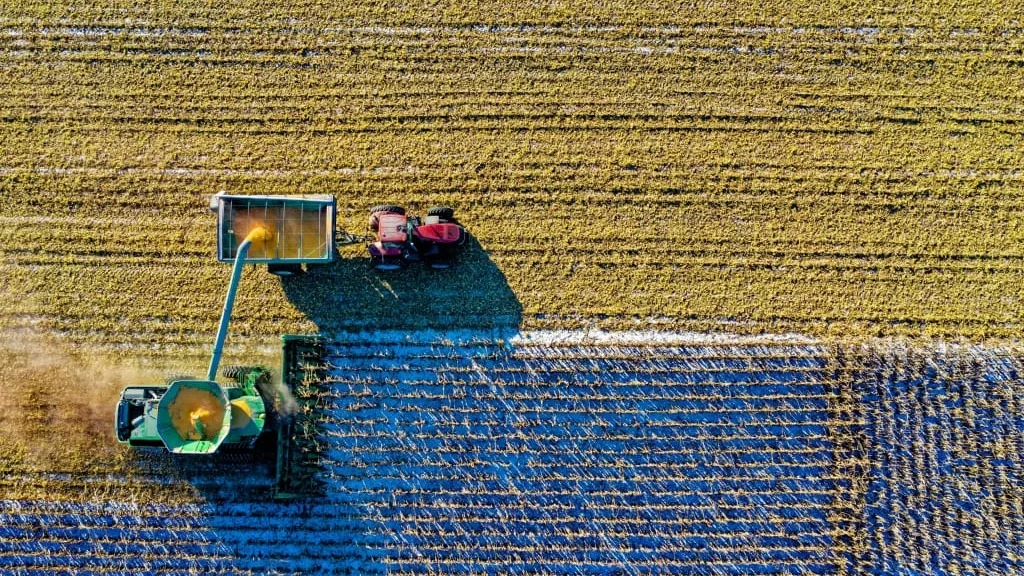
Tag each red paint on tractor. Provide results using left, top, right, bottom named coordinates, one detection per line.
left=377, top=213, right=408, bottom=243
left=413, top=223, right=463, bottom=244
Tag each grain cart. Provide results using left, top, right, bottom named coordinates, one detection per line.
left=209, top=191, right=336, bottom=277
left=367, top=205, right=468, bottom=270
left=115, top=193, right=336, bottom=497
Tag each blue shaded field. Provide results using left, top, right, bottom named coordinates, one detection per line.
left=856, top=347, right=1024, bottom=575
left=0, top=332, right=850, bottom=575
left=2, top=334, right=1020, bottom=575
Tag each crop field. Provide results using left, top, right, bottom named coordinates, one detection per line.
left=853, top=343, right=1024, bottom=574
left=2, top=331, right=1021, bottom=575
left=1, top=1, right=1023, bottom=575
left=1, top=2, right=1024, bottom=349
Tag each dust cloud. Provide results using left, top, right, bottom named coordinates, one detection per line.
left=0, top=332, right=155, bottom=471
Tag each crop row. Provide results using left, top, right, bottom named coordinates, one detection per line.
left=1, top=336, right=853, bottom=574
left=3, top=258, right=1020, bottom=348
left=1, top=1, right=1021, bottom=26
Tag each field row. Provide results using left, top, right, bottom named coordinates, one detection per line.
left=0, top=0, right=1018, bottom=27
left=0, top=335, right=854, bottom=574
left=3, top=333, right=1020, bottom=574
left=3, top=262, right=1021, bottom=347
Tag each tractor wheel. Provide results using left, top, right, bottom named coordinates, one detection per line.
left=373, top=259, right=404, bottom=271
left=427, top=206, right=455, bottom=221
left=370, top=205, right=405, bottom=215
left=268, top=263, right=304, bottom=277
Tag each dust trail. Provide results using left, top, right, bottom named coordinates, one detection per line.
left=274, top=380, right=299, bottom=417
left=0, top=331, right=158, bottom=471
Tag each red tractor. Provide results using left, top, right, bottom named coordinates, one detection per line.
left=367, top=205, right=467, bottom=270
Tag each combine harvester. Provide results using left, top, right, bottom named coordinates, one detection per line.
left=114, top=194, right=469, bottom=497
left=115, top=193, right=336, bottom=498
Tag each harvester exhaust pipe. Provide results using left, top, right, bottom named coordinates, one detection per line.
left=206, top=226, right=270, bottom=381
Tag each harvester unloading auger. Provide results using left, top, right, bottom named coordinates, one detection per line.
left=115, top=194, right=336, bottom=499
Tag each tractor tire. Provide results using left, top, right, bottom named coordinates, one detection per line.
left=369, top=205, right=405, bottom=232
left=372, top=259, right=404, bottom=271
left=370, top=205, right=405, bottom=215
left=427, top=206, right=455, bottom=221
left=268, top=263, right=304, bottom=277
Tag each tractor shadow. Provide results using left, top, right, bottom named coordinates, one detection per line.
left=280, top=234, right=522, bottom=333
left=169, top=233, right=520, bottom=500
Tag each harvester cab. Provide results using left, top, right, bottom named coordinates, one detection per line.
left=367, top=205, right=468, bottom=270
left=115, top=367, right=269, bottom=454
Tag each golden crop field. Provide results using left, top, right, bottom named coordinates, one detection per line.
left=1, top=1, right=1023, bottom=357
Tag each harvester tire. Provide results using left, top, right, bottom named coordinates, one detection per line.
left=427, top=206, right=455, bottom=221
left=221, top=365, right=259, bottom=380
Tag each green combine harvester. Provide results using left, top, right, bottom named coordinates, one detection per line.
left=114, top=193, right=333, bottom=498
left=114, top=368, right=268, bottom=454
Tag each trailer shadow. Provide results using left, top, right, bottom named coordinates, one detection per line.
left=178, top=233, right=524, bottom=514
left=280, top=234, right=522, bottom=333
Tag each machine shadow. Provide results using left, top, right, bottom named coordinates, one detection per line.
left=184, top=234, right=520, bottom=494
left=168, top=234, right=525, bottom=571
left=280, top=235, right=523, bottom=334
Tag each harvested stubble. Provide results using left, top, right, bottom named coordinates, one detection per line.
left=0, top=2, right=1022, bottom=353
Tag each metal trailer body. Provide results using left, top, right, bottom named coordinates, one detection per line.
left=210, top=192, right=337, bottom=276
